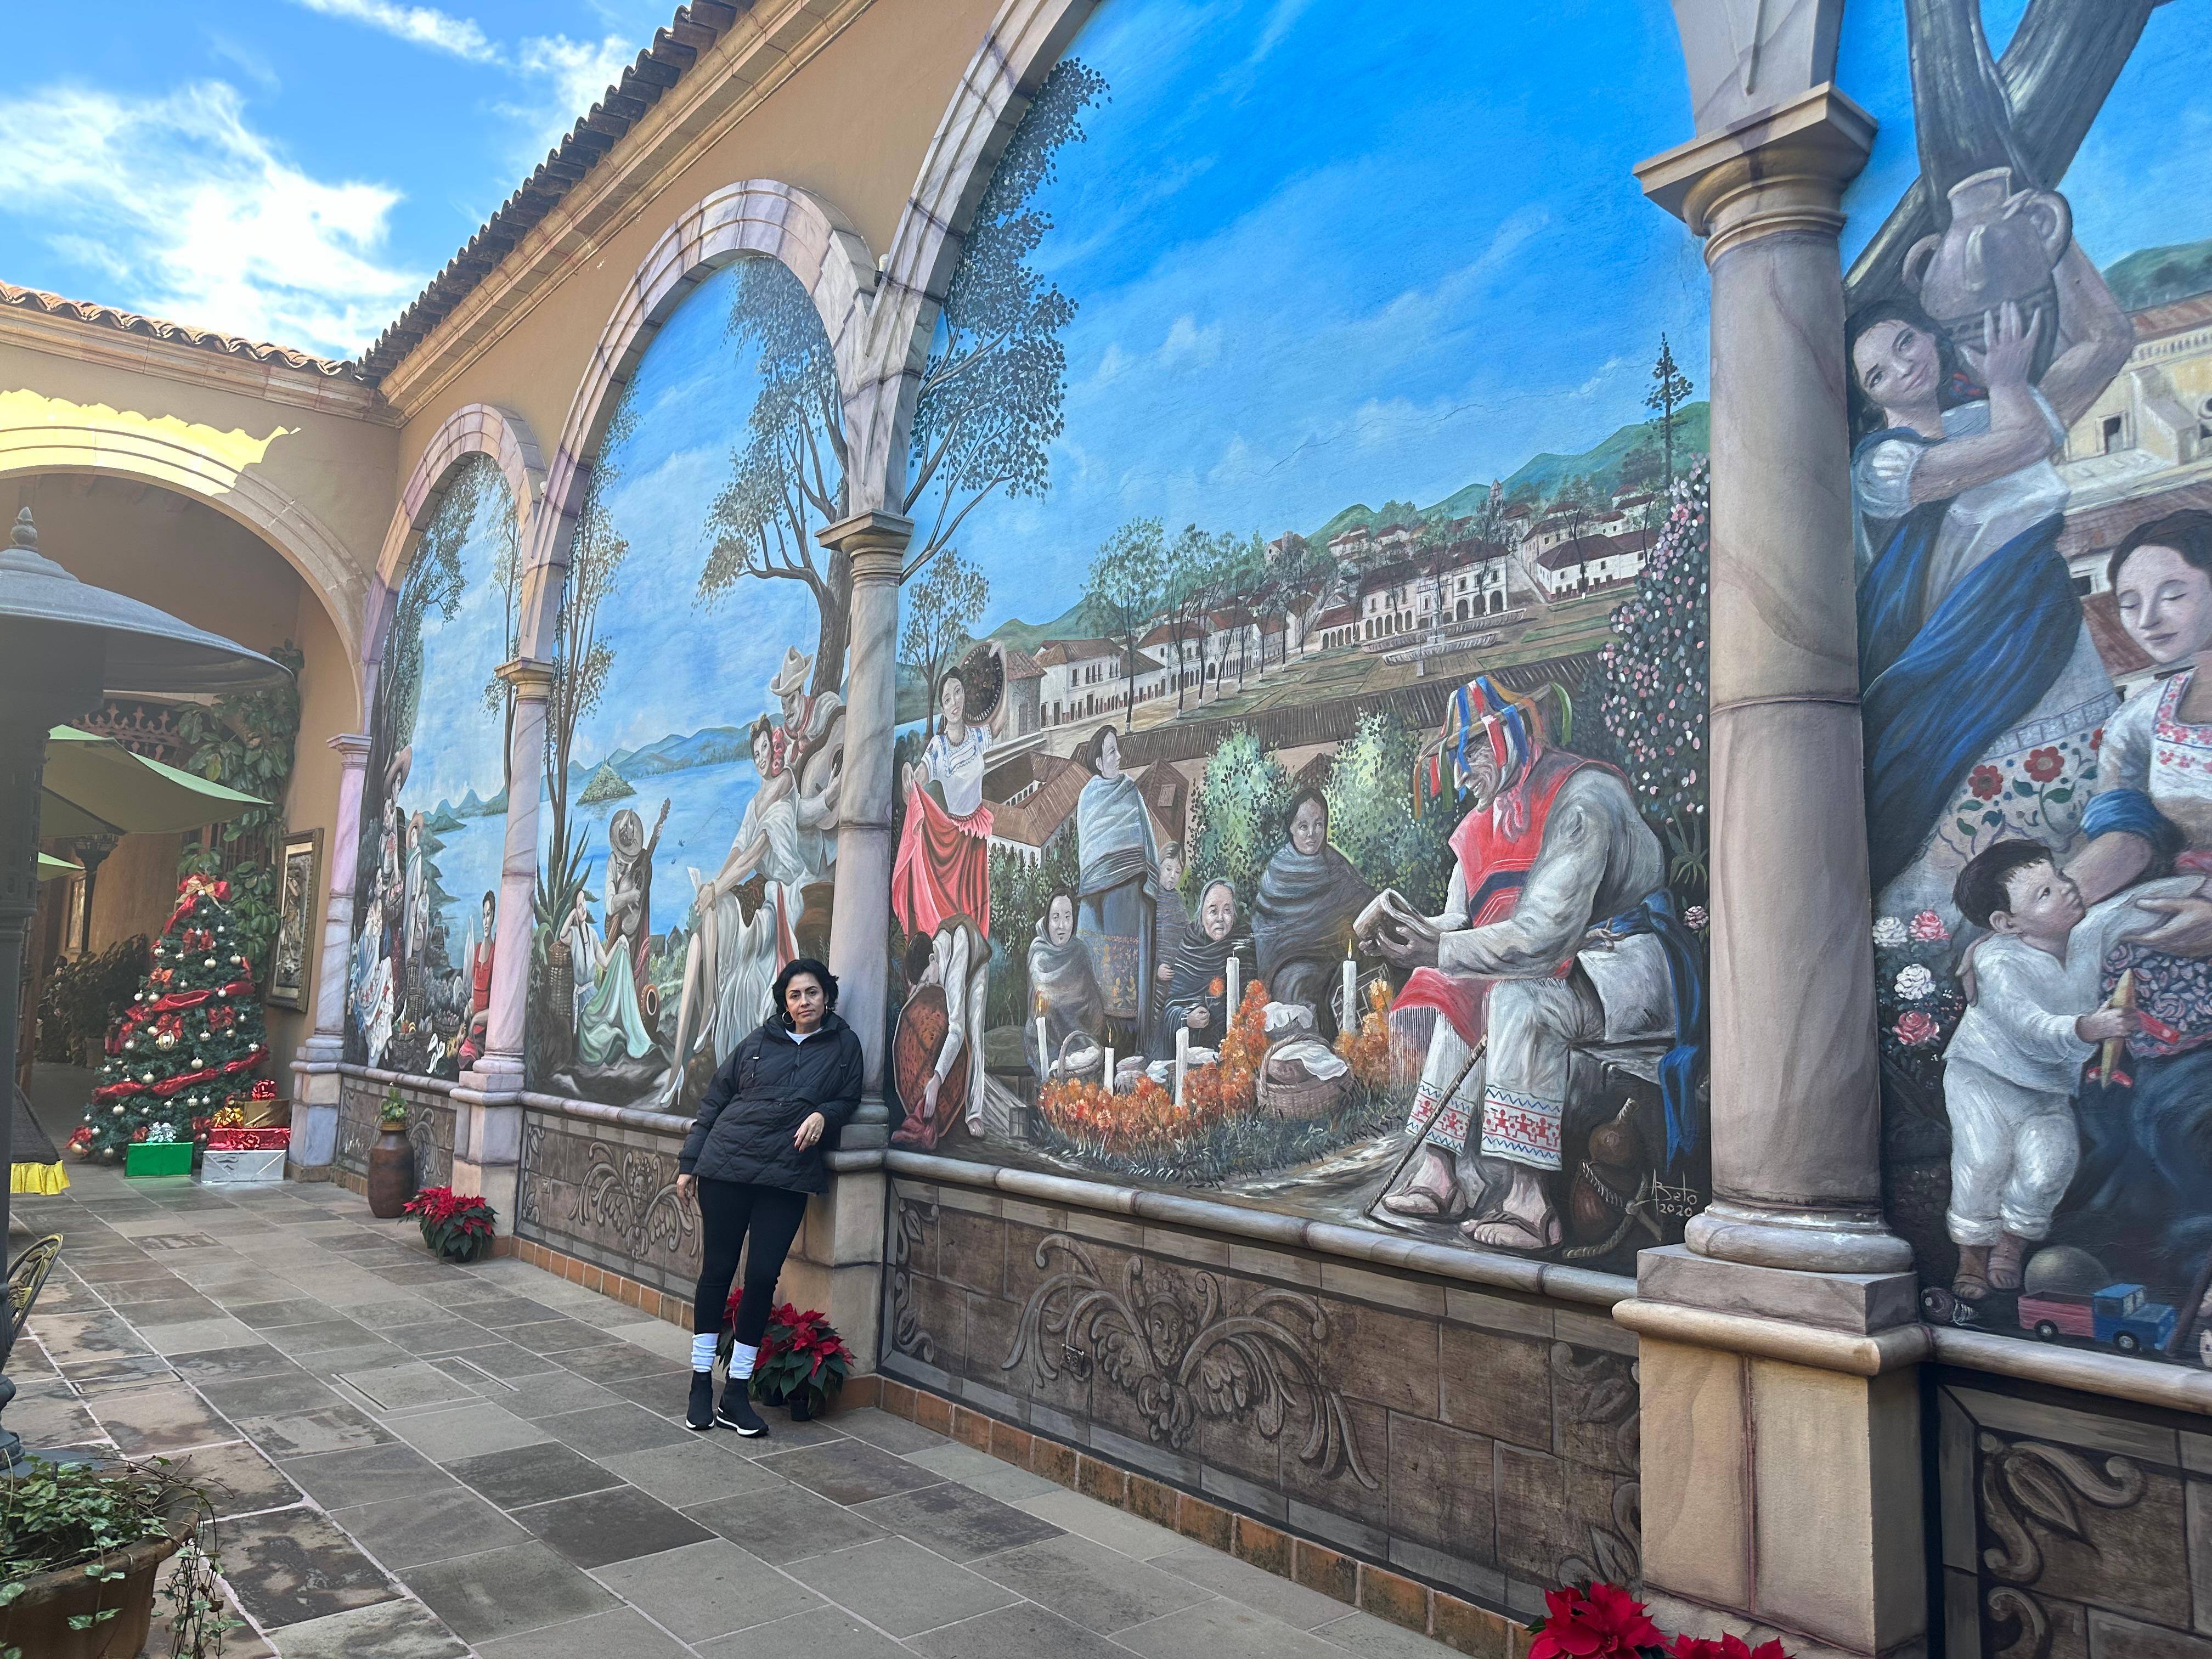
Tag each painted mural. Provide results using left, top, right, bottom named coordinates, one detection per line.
left=349, top=454, right=518, bottom=1080
left=881, top=0, right=1712, bottom=1272
left=525, top=256, right=848, bottom=1112
left=1845, top=0, right=2212, bottom=1370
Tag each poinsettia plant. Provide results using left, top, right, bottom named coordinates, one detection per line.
left=402, top=1186, right=497, bottom=1263
left=1529, top=1583, right=1791, bottom=1659
left=717, top=1293, right=853, bottom=1413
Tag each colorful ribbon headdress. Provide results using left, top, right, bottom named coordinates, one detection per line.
left=1413, top=678, right=1572, bottom=820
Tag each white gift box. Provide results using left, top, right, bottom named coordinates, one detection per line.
left=199, top=1147, right=285, bottom=1186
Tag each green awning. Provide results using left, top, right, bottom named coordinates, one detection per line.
left=40, top=726, right=268, bottom=838
left=37, top=853, right=82, bottom=882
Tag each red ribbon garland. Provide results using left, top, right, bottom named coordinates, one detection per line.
left=93, top=1045, right=266, bottom=1102
left=160, top=877, right=233, bottom=937
left=106, top=980, right=257, bottom=1056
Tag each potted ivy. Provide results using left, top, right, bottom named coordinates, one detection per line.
left=0, top=1457, right=235, bottom=1659
left=403, top=1186, right=498, bottom=1263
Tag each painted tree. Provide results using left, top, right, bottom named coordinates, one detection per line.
left=77, top=876, right=267, bottom=1158
left=1645, top=335, right=1694, bottom=488
left=1596, top=457, right=1709, bottom=896
left=902, top=58, right=1108, bottom=582
left=1084, top=517, right=1164, bottom=730
left=900, top=547, right=990, bottom=739
left=1326, top=713, right=1452, bottom=916
left=1188, top=727, right=1291, bottom=905
left=702, top=258, right=850, bottom=697
left=1159, top=525, right=1220, bottom=714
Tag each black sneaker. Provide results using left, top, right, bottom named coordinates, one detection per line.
left=717, top=1384, right=768, bottom=1437
left=686, top=1371, right=716, bottom=1431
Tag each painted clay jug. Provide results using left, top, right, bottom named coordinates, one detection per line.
left=1903, top=167, right=2070, bottom=373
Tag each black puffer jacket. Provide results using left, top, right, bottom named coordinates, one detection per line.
left=679, top=1013, right=864, bottom=1193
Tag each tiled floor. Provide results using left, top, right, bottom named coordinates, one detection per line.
left=8, top=1128, right=1464, bottom=1656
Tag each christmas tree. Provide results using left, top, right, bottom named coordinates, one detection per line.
left=1596, top=456, right=1709, bottom=893
left=73, top=874, right=268, bottom=1160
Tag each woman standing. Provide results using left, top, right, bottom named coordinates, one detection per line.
left=1073, top=724, right=1160, bottom=1045
left=675, top=958, right=862, bottom=1436
left=893, top=665, right=995, bottom=939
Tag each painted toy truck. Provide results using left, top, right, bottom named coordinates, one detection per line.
left=2016, top=1282, right=2179, bottom=1353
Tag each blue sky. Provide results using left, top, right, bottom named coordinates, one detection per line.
left=948, top=0, right=1709, bottom=635
left=0, top=0, right=670, bottom=357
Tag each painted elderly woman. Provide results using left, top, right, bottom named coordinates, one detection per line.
left=1026, top=890, right=1104, bottom=1080
left=1164, top=879, right=1251, bottom=1041
left=1848, top=234, right=2134, bottom=922
left=1073, top=725, right=1160, bottom=1045
left=1252, top=789, right=1374, bottom=1041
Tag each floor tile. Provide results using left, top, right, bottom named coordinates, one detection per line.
left=536, top=1400, right=696, bottom=1456
left=1314, top=1609, right=1465, bottom=1658
left=695, top=1606, right=909, bottom=1658
left=496, top=1317, right=606, bottom=1355
left=387, top=1400, right=552, bottom=1463
left=600, top=1441, right=783, bottom=1507
left=970, top=1532, right=1216, bottom=1633
left=28, top=1309, right=153, bottom=1363
left=962, top=1463, right=1059, bottom=1502
left=197, top=1369, right=337, bottom=1419
left=852, top=1478, right=1065, bottom=1561
left=758, top=1438, right=944, bottom=1504
left=280, top=1441, right=453, bottom=1509
left=144, top=1315, right=263, bottom=1356
left=258, top=1318, right=374, bottom=1355
left=446, top=1440, right=627, bottom=1508
left=165, top=1438, right=303, bottom=1517
left=514, top=1482, right=715, bottom=1568
left=168, top=1343, right=297, bottom=1383
left=600, top=1319, right=696, bottom=1361
left=1115, top=1596, right=1352, bottom=1659
left=684, top=1481, right=887, bottom=1565
left=8, top=1390, right=106, bottom=1446
left=590, top=1536, right=823, bottom=1640
left=601, top=1367, right=698, bottom=1416
left=838, top=1407, right=955, bottom=1454
left=229, top=1298, right=342, bottom=1329
left=1152, top=1545, right=1359, bottom=1632
left=232, top=1401, right=398, bottom=1459
left=60, top=1353, right=183, bottom=1394
left=108, top=1291, right=226, bottom=1327
left=331, top=1485, right=532, bottom=1568
left=402, top=1539, right=621, bottom=1643
left=908, top=1600, right=1133, bottom=1658
left=1016, top=1487, right=1187, bottom=1561
left=443, top=1293, right=562, bottom=1328
left=332, top=1359, right=482, bottom=1413
left=254, top=1596, right=468, bottom=1658
left=85, top=1380, right=238, bottom=1454
left=477, top=1605, right=692, bottom=1658
left=385, top=1318, right=506, bottom=1356
left=783, top=1537, right=1017, bottom=1638
left=484, top=1367, right=620, bottom=1420
left=219, top=1506, right=398, bottom=1629
left=551, top=1340, right=679, bottom=1384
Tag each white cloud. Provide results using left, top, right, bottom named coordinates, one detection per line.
left=502, top=33, right=636, bottom=160
left=0, top=81, right=422, bottom=357
left=287, top=0, right=496, bottom=62
left=1157, top=313, right=1223, bottom=368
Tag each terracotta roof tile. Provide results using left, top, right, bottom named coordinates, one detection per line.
left=0, top=283, right=363, bottom=379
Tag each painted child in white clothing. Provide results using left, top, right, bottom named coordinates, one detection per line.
left=1944, top=839, right=2200, bottom=1299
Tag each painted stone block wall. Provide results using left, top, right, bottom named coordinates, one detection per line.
left=881, top=1176, right=1639, bottom=1616
left=334, top=1071, right=453, bottom=1190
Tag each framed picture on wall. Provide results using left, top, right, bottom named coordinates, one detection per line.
left=267, top=827, right=322, bottom=1012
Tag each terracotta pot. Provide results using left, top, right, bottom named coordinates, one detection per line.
left=366, top=1126, right=416, bottom=1218
left=0, top=1500, right=190, bottom=1659
left=1903, top=166, right=2071, bottom=375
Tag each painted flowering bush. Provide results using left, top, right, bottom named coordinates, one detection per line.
left=1871, top=913, right=1966, bottom=1127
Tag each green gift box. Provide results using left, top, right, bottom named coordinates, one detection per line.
left=125, top=1141, right=194, bottom=1178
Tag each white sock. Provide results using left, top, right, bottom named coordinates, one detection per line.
left=729, top=1340, right=759, bottom=1380
left=690, top=1332, right=717, bottom=1373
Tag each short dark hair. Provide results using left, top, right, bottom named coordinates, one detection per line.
left=1954, top=839, right=2057, bottom=930
left=771, top=957, right=837, bottom=1025
left=2108, top=508, right=2212, bottom=592
left=482, top=890, right=496, bottom=909
left=901, top=932, right=933, bottom=986
left=1081, top=724, right=1119, bottom=774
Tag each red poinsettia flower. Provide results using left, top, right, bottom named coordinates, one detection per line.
left=1968, top=765, right=2002, bottom=800
left=2025, top=747, right=2063, bottom=782
left=1668, top=1636, right=1792, bottom=1659
left=1530, top=1582, right=1662, bottom=1659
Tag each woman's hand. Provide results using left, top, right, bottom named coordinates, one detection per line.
left=1967, top=301, right=2039, bottom=393
left=794, top=1111, right=827, bottom=1151
left=675, top=1172, right=697, bottom=1206
left=1188, top=1007, right=1210, bottom=1030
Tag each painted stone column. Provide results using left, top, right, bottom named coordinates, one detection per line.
left=289, top=731, right=369, bottom=1172
left=450, top=657, right=550, bottom=1235
left=1623, top=87, right=1928, bottom=1659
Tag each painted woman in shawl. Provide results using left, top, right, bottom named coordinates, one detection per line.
left=1252, top=790, right=1375, bottom=1041
left=1849, top=236, right=2135, bottom=922
left=1074, top=724, right=1159, bottom=1045
left=1164, top=879, right=1252, bottom=1040
left=1026, top=890, right=1105, bottom=1080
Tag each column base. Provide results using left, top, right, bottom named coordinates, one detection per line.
left=288, top=1042, right=343, bottom=1170
left=1686, top=1198, right=1915, bottom=1275
left=1644, top=1589, right=1927, bottom=1659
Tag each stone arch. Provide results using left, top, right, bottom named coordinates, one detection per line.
left=0, top=413, right=369, bottom=712
left=515, top=179, right=880, bottom=662
left=362, top=403, right=546, bottom=702
left=844, top=0, right=1102, bottom=528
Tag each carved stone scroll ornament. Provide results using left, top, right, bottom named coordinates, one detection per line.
left=889, top=1198, right=940, bottom=1363
left=1003, top=1234, right=1379, bottom=1489
left=516, top=1119, right=546, bottom=1229
left=1552, top=1342, right=1641, bottom=1586
left=1977, top=1431, right=2148, bottom=1659
left=572, top=1140, right=698, bottom=1265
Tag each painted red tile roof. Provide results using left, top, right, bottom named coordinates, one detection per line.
left=0, top=283, right=363, bottom=379
left=997, top=646, right=1043, bottom=680
left=1035, top=637, right=1120, bottom=665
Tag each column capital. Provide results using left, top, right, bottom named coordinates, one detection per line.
left=815, top=509, right=915, bottom=572
left=327, top=732, right=371, bottom=766
left=1635, top=83, right=1875, bottom=262
left=494, top=656, right=556, bottom=697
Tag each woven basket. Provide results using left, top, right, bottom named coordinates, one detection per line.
left=1255, top=1041, right=1347, bottom=1120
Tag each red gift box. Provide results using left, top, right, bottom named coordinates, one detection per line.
left=206, top=1126, right=290, bottom=1152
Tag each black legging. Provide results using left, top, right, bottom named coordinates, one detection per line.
left=692, top=1180, right=810, bottom=1344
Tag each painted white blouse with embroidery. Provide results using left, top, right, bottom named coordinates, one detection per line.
left=2098, top=668, right=2212, bottom=852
